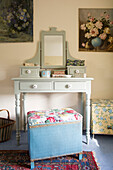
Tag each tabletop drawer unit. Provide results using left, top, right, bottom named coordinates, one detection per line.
left=67, top=66, right=86, bottom=78
left=20, top=81, right=52, bottom=91
left=20, top=66, right=40, bottom=78
left=54, top=81, right=86, bottom=91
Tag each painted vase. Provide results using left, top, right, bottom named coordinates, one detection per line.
left=91, top=37, right=102, bottom=48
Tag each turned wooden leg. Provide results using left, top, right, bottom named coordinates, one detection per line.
left=15, top=93, right=20, bottom=145
left=22, top=93, right=27, bottom=132
left=86, top=93, right=91, bottom=145
left=81, top=93, right=84, bottom=129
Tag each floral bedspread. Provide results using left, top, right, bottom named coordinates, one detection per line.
left=27, top=108, right=82, bottom=126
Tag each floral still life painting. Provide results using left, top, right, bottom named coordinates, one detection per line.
left=0, top=0, right=33, bottom=42
left=79, top=9, right=113, bottom=52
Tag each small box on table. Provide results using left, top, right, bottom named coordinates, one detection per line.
left=27, top=108, right=83, bottom=169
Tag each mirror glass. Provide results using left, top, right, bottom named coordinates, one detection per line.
left=41, top=27, right=66, bottom=69
left=44, top=35, right=63, bottom=66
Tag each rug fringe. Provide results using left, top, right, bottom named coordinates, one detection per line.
left=92, top=151, right=101, bottom=170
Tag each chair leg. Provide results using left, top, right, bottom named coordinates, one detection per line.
left=31, top=161, right=35, bottom=169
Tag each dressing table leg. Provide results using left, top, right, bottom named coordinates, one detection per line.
left=81, top=93, right=84, bottom=128
left=22, top=93, right=26, bottom=132
left=86, top=93, right=91, bottom=145
left=15, top=93, right=20, bottom=145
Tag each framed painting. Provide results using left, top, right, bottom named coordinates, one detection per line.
left=0, top=0, right=33, bottom=42
left=79, top=8, right=113, bottom=52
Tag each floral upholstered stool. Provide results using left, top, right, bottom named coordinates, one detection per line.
left=27, top=108, right=83, bottom=169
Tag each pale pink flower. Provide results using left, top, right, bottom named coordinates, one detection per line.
left=95, top=21, right=103, bottom=29
left=99, top=33, right=107, bottom=40
left=106, top=14, right=110, bottom=20
left=88, top=13, right=91, bottom=17
left=80, top=24, right=86, bottom=30
left=82, top=43, right=85, bottom=47
left=89, top=17, right=95, bottom=22
left=110, top=21, right=113, bottom=25
left=90, top=28, right=99, bottom=37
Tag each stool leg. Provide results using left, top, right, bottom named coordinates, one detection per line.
left=31, top=161, right=35, bottom=169
left=79, top=153, right=82, bottom=160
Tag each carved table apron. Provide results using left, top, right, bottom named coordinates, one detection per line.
left=12, top=77, right=93, bottom=145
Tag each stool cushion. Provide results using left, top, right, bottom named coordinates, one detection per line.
left=27, top=108, right=82, bottom=126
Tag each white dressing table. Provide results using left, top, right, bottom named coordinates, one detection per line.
left=12, top=27, right=93, bottom=145
left=12, top=77, right=93, bottom=145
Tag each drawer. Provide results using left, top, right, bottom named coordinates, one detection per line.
left=20, top=82, right=52, bottom=90
left=54, top=82, right=86, bottom=91
left=67, top=66, right=86, bottom=78
left=20, top=66, right=40, bottom=77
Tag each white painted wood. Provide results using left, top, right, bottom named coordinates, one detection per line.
left=12, top=77, right=93, bottom=145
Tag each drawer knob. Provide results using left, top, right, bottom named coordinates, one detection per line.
left=65, top=84, right=72, bottom=89
left=32, top=84, right=38, bottom=89
left=74, top=69, right=79, bottom=74
left=26, top=69, right=31, bottom=74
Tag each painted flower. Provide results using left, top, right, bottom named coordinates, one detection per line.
left=108, top=36, right=113, bottom=43
left=110, top=21, right=113, bottom=25
left=20, top=16, right=24, bottom=20
left=23, top=9, right=27, bottom=13
left=88, top=13, right=91, bottom=17
left=95, top=21, right=103, bottom=29
left=86, top=22, right=94, bottom=30
left=11, top=29, right=16, bottom=34
left=90, top=28, right=99, bottom=37
left=106, top=14, right=110, bottom=20
left=81, top=24, right=86, bottom=31
left=82, top=43, right=85, bottom=47
left=104, top=27, right=110, bottom=34
left=99, top=33, right=107, bottom=40
left=89, top=17, right=95, bottom=22
left=85, top=32, right=91, bottom=39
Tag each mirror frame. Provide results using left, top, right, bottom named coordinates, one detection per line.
left=41, top=27, right=66, bottom=69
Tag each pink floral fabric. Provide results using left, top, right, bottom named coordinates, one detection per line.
left=27, top=108, right=82, bottom=126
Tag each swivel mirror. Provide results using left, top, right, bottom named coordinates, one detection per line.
left=25, top=27, right=73, bottom=68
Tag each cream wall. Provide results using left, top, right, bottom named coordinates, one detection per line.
left=0, top=0, right=113, bottom=128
